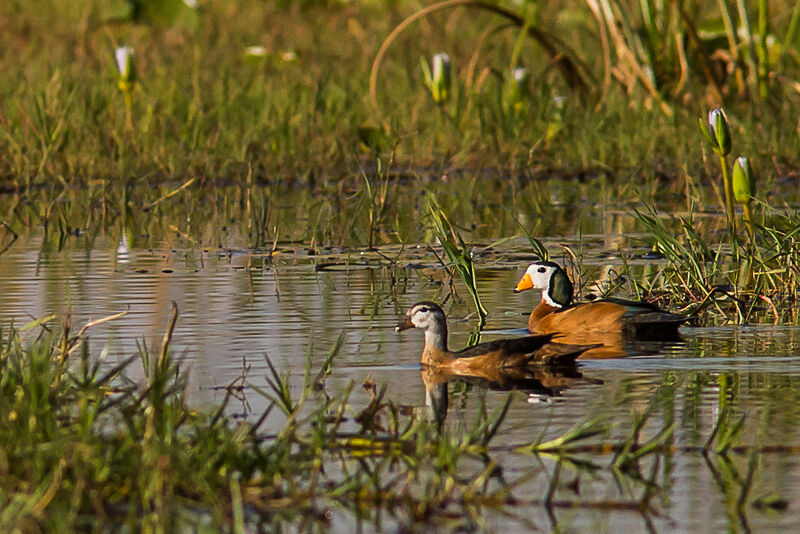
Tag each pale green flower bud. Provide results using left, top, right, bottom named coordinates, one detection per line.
left=732, top=155, right=755, bottom=204
left=115, top=46, right=136, bottom=92
left=698, top=108, right=732, bottom=156
left=431, top=53, right=450, bottom=103
left=422, top=53, right=451, bottom=103
left=504, top=67, right=530, bottom=115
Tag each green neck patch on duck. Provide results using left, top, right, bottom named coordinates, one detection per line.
left=549, top=269, right=573, bottom=307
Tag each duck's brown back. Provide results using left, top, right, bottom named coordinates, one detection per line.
left=530, top=301, right=630, bottom=334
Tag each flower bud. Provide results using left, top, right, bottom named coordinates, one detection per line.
left=732, top=155, right=755, bottom=204
left=244, top=46, right=268, bottom=59
left=512, top=67, right=530, bottom=87
left=422, top=53, right=451, bottom=103
left=115, top=46, right=136, bottom=91
left=504, top=67, right=531, bottom=115
left=699, top=108, right=732, bottom=156
left=431, top=53, right=450, bottom=103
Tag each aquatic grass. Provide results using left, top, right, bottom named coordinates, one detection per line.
left=3, top=1, right=797, bottom=190
left=425, top=193, right=488, bottom=326
left=1, top=307, right=799, bottom=529
left=586, top=0, right=797, bottom=109
left=632, top=194, right=800, bottom=323
left=0, top=220, right=18, bottom=256
left=632, top=203, right=720, bottom=298
left=359, top=155, right=395, bottom=250
left=517, top=418, right=609, bottom=454
left=1, top=309, right=551, bottom=530
left=2, top=4, right=800, bottom=200
left=369, top=0, right=592, bottom=113
left=514, top=215, right=550, bottom=261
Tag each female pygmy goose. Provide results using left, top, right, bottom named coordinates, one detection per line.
left=395, top=301, right=595, bottom=372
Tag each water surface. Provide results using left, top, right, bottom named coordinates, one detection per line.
left=1, top=207, right=799, bottom=532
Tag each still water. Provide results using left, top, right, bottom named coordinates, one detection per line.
left=1, top=228, right=800, bottom=533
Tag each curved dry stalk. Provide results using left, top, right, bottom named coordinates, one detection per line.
left=587, top=0, right=673, bottom=116
left=464, top=23, right=512, bottom=90
left=143, top=176, right=198, bottom=212
left=159, top=301, right=179, bottom=367
left=369, top=0, right=594, bottom=111
left=60, top=307, right=131, bottom=360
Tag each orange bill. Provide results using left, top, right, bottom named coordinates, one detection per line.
left=514, top=272, right=533, bottom=293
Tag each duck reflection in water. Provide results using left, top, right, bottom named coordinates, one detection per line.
left=419, top=364, right=601, bottom=423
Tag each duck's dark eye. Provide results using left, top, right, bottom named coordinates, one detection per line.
left=537, top=267, right=546, bottom=273
left=419, top=306, right=428, bottom=312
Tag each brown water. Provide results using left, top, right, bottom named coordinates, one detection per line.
left=1, top=226, right=800, bottom=532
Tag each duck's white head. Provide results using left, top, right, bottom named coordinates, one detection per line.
left=514, top=261, right=573, bottom=308
left=395, top=302, right=446, bottom=332
left=395, top=301, right=449, bottom=351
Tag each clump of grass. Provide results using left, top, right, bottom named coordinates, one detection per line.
left=633, top=202, right=721, bottom=298
left=425, top=193, right=488, bottom=326
left=359, top=154, right=395, bottom=250
left=632, top=128, right=799, bottom=324
left=2, top=1, right=800, bottom=190
left=3, top=306, right=795, bottom=529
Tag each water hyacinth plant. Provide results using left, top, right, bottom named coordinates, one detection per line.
left=699, top=108, right=737, bottom=247
left=421, top=52, right=451, bottom=104
left=114, top=45, right=136, bottom=129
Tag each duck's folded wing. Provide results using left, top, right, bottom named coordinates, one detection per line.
left=531, top=342, right=601, bottom=365
left=455, top=334, right=556, bottom=360
left=626, top=311, right=689, bottom=338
